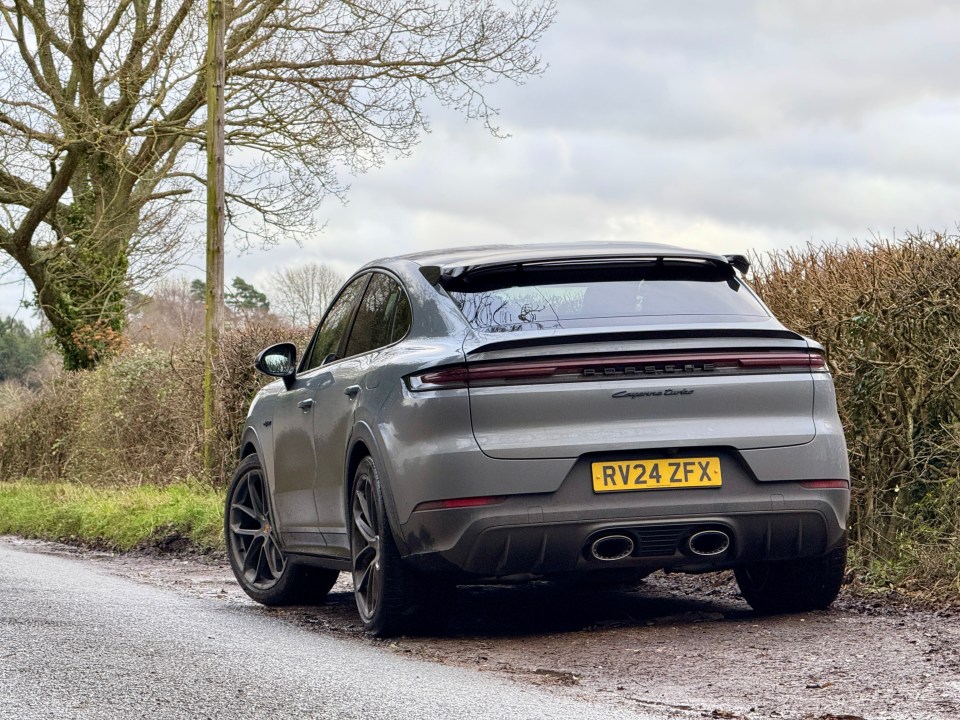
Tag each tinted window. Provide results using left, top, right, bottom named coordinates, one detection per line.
left=447, top=265, right=767, bottom=332
left=391, top=289, right=412, bottom=343
left=344, top=273, right=410, bottom=357
left=304, top=275, right=368, bottom=369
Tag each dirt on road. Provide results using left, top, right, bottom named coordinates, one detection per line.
left=14, top=538, right=960, bottom=720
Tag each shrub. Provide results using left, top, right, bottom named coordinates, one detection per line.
left=173, top=321, right=312, bottom=480
left=751, top=231, right=960, bottom=591
left=0, top=321, right=310, bottom=487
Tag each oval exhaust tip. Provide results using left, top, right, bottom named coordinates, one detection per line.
left=590, top=534, right=635, bottom=561
left=687, top=529, right=731, bottom=557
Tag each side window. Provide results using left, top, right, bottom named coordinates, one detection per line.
left=344, top=273, right=410, bottom=358
left=304, top=275, right=368, bottom=370
left=391, top=289, right=411, bottom=343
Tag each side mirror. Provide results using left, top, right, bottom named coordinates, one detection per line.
left=255, top=342, right=298, bottom=389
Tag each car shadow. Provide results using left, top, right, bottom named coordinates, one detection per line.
left=415, top=576, right=753, bottom=638
left=269, top=571, right=757, bottom=639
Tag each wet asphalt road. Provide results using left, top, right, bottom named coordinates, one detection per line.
left=0, top=543, right=654, bottom=720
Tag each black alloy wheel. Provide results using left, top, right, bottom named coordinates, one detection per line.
left=350, top=455, right=419, bottom=636
left=225, top=454, right=338, bottom=605
left=735, top=541, right=847, bottom=614
left=228, top=456, right=286, bottom=591
left=351, top=465, right=382, bottom=621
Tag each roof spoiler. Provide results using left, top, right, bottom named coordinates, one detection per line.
left=420, top=253, right=750, bottom=287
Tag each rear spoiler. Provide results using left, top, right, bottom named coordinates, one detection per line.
left=464, top=327, right=805, bottom=355
left=420, top=252, right=750, bottom=287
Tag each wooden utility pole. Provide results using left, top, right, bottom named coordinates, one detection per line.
left=203, top=0, right=226, bottom=474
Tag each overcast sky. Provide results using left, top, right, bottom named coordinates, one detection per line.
left=5, top=0, right=960, bottom=321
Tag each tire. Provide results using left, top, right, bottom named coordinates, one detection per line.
left=225, top=454, right=339, bottom=606
left=350, top=455, right=422, bottom=637
left=735, top=542, right=846, bottom=614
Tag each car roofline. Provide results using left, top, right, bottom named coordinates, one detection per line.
left=360, top=243, right=750, bottom=285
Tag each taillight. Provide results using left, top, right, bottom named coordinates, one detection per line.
left=407, top=350, right=827, bottom=390
left=413, top=496, right=506, bottom=512
left=407, top=362, right=573, bottom=390
left=411, top=366, right=470, bottom=389
left=738, top=353, right=826, bottom=370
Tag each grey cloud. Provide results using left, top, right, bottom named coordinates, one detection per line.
left=494, top=0, right=960, bottom=139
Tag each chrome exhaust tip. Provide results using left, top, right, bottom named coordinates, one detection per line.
left=687, top=529, right=731, bottom=557
left=590, top=534, right=635, bottom=561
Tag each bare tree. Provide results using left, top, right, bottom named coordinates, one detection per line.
left=0, top=0, right=556, bottom=369
left=269, top=261, right=343, bottom=328
left=126, top=276, right=204, bottom=349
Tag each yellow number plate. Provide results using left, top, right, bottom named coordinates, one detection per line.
left=592, top=457, right=722, bottom=493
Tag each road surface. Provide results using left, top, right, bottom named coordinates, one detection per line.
left=0, top=541, right=654, bottom=720
left=3, top=538, right=960, bottom=720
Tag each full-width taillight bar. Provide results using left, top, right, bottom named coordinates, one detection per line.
left=407, top=351, right=827, bottom=391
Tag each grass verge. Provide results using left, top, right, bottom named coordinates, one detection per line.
left=0, top=480, right=224, bottom=552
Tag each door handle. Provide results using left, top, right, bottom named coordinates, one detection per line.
left=344, top=385, right=361, bottom=398
left=297, top=398, right=314, bottom=411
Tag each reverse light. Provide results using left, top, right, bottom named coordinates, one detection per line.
left=413, top=496, right=506, bottom=512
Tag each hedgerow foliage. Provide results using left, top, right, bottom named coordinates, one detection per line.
left=2, top=234, right=959, bottom=594
left=751, top=231, right=960, bottom=592
left=0, top=322, right=309, bottom=486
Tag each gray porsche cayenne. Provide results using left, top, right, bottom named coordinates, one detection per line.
left=225, top=242, right=850, bottom=636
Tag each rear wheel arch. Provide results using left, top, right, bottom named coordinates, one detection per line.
left=343, top=438, right=371, bottom=529
left=344, top=425, right=408, bottom=555
left=346, top=440, right=371, bottom=492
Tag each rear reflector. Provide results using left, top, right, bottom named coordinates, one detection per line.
left=800, top=480, right=849, bottom=489
left=408, top=350, right=827, bottom=390
left=413, top=496, right=506, bottom=512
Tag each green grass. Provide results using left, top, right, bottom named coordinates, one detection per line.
left=0, top=480, right=224, bottom=552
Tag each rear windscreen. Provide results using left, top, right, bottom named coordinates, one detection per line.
left=445, top=264, right=768, bottom=332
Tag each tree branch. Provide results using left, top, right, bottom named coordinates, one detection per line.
left=8, top=142, right=84, bottom=252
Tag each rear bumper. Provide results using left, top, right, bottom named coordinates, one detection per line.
left=397, top=450, right=849, bottom=579
left=403, top=506, right=847, bottom=578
